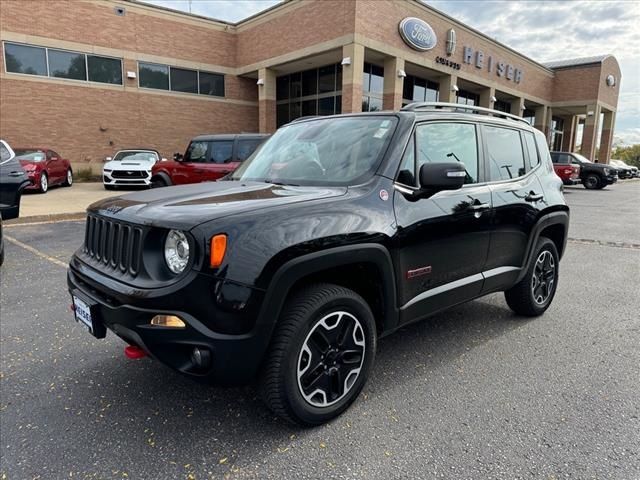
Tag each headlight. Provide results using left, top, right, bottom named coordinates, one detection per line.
left=164, top=230, right=190, bottom=274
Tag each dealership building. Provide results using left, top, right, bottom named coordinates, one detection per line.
left=0, top=0, right=621, bottom=166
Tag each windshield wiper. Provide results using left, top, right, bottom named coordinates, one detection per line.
left=264, top=179, right=300, bottom=187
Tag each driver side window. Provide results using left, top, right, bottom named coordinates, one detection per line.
left=184, top=141, right=208, bottom=163
left=397, top=122, right=479, bottom=186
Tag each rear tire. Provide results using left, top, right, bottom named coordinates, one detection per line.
left=583, top=173, right=601, bottom=189
left=505, top=237, right=559, bottom=316
left=63, top=169, right=73, bottom=187
left=259, top=283, right=376, bottom=426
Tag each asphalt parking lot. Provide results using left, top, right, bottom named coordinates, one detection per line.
left=1, top=181, right=639, bottom=479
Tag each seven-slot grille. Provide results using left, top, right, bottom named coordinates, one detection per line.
left=84, top=214, right=144, bottom=276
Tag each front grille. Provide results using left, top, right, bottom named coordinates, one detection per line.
left=83, top=215, right=144, bottom=276
left=111, top=170, right=148, bottom=179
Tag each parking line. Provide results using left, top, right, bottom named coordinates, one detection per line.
left=3, top=235, right=68, bottom=268
left=3, top=218, right=85, bottom=228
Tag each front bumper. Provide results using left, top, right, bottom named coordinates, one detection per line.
left=103, top=169, right=152, bottom=187
left=605, top=174, right=618, bottom=185
left=67, top=258, right=270, bottom=385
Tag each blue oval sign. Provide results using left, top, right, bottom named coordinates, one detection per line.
left=399, top=17, right=437, bottom=51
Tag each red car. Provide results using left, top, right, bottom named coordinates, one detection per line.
left=14, top=148, right=73, bottom=193
left=151, top=134, right=268, bottom=187
left=551, top=154, right=580, bottom=185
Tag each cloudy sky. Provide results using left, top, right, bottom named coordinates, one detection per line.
left=143, top=0, right=639, bottom=145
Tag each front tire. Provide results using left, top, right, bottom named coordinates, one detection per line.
left=259, top=283, right=376, bottom=426
left=505, top=237, right=559, bottom=316
left=583, top=173, right=601, bottom=189
left=39, top=172, right=48, bottom=193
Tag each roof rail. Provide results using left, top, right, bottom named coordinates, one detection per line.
left=400, top=102, right=531, bottom=125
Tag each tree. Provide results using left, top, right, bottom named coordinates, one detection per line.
left=611, top=144, right=640, bottom=168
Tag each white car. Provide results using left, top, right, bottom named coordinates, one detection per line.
left=102, top=149, right=165, bottom=190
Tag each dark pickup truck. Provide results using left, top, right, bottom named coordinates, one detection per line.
left=551, top=151, right=618, bottom=189
left=68, top=103, right=569, bottom=425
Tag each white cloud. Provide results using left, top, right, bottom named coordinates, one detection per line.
left=426, top=0, right=640, bottom=144
left=140, top=0, right=280, bottom=23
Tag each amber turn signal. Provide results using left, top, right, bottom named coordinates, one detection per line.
left=210, top=234, right=227, bottom=268
left=150, top=315, right=186, bottom=328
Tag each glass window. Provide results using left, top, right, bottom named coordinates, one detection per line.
left=170, top=67, right=197, bottom=94
left=361, top=96, right=370, bottom=113
left=369, top=64, right=384, bottom=94
left=290, top=72, right=302, bottom=98
left=302, top=69, right=317, bottom=97
left=87, top=55, right=122, bottom=84
left=4, top=43, right=47, bottom=76
left=494, top=100, right=511, bottom=113
left=413, top=77, right=426, bottom=103
left=485, top=125, right=526, bottom=181
left=415, top=122, right=479, bottom=184
left=210, top=141, right=233, bottom=163
left=523, top=131, right=540, bottom=168
left=184, top=141, right=208, bottom=163
left=276, top=103, right=290, bottom=127
left=276, top=75, right=289, bottom=100
left=231, top=116, right=398, bottom=186
left=48, top=49, right=86, bottom=80
left=199, top=71, right=224, bottom=96
left=318, top=65, right=336, bottom=93
left=0, top=143, right=10, bottom=162
left=397, top=136, right=416, bottom=186
left=290, top=101, right=301, bottom=121
left=139, top=62, right=169, bottom=90
left=456, top=89, right=479, bottom=106
left=318, top=96, right=335, bottom=116
left=14, top=149, right=45, bottom=162
left=236, top=139, right=264, bottom=161
left=302, top=98, right=317, bottom=116
left=551, top=153, right=571, bottom=164
left=335, top=95, right=342, bottom=114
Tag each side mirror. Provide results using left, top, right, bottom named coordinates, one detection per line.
left=104, top=156, right=112, bottom=162
left=161, top=157, right=168, bottom=162
left=419, top=162, right=466, bottom=193
left=173, top=153, right=183, bottom=161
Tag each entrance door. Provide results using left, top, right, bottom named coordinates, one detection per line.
left=393, top=121, right=492, bottom=324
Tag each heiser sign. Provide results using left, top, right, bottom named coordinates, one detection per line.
left=462, top=46, right=523, bottom=83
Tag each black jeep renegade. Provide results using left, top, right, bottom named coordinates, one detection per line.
left=68, top=103, right=569, bottom=426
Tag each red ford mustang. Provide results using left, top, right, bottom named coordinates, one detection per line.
left=14, top=148, right=73, bottom=193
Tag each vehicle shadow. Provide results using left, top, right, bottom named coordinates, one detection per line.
left=52, top=294, right=529, bottom=464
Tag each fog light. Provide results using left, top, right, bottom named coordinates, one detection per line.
left=191, top=347, right=212, bottom=369
left=150, top=315, right=186, bottom=328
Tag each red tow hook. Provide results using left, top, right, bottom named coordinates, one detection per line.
left=124, top=345, right=147, bottom=359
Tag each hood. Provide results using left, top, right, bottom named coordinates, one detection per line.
left=104, top=159, right=154, bottom=171
left=89, top=181, right=347, bottom=229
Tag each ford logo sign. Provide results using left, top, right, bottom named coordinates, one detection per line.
left=399, top=17, right=437, bottom=51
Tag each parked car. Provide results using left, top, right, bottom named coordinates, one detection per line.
left=103, top=149, right=164, bottom=190
left=68, top=103, right=569, bottom=426
left=13, top=147, right=73, bottom=193
left=551, top=151, right=618, bottom=189
left=610, top=159, right=637, bottom=179
left=551, top=153, right=581, bottom=185
left=151, top=134, right=268, bottom=187
left=1, top=139, right=31, bottom=266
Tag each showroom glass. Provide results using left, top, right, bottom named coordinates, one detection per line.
left=138, top=61, right=224, bottom=96
left=275, top=63, right=342, bottom=127
left=185, top=141, right=208, bottom=162
left=236, top=139, right=263, bottom=161
left=139, top=62, right=170, bottom=90
left=209, top=141, right=233, bottom=163
left=485, top=125, right=526, bottom=180
left=362, top=62, right=384, bottom=112
left=231, top=116, right=398, bottom=186
left=402, top=74, right=439, bottom=106
left=4, top=42, right=122, bottom=84
left=523, top=131, right=540, bottom=168
left=456, top=89, right=480, bottom=106
left=198, top=71, right=224, bottom=97
left=494, top=100, right=511, bottom=113
left=48, top=49, right=86, bottom=80
left=13, top=149, right=45, bottom=162
left=412, top=122, right=479, bottom=185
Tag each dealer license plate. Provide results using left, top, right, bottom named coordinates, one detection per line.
left=73, top=295, right=93, bottom=331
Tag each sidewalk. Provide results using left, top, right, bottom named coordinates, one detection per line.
left=9, top=182, right=117, bottom=224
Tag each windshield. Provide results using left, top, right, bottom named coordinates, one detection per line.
left=14, top=149, right=45, bottom=162
left=230, top=116, right=398, bottom=186
left=113, top=151, right=158, bottom=162
left=572, top=153, right=591, bottom=163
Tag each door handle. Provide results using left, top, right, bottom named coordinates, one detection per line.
left=525, top=192, right=544, bottom=202
left=9, top=171, right=25, bottom=177
left=468, top=202, right=490, bottom=211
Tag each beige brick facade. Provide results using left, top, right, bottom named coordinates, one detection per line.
left=0, top=0, right=621, bottom=166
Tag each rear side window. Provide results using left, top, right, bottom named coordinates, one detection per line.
left=236, top=139, right=263, bottom=162
left=185, top=141, right=208, bottom=163
left=413, top=122, right=479, bottom=184
left=484, top=126, right=526, bottom=181
left=523, top=132, right=539, bottom=169
left=209, top=141, right=233, bottom=163
left=552, top=153, right=571, bottom=164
